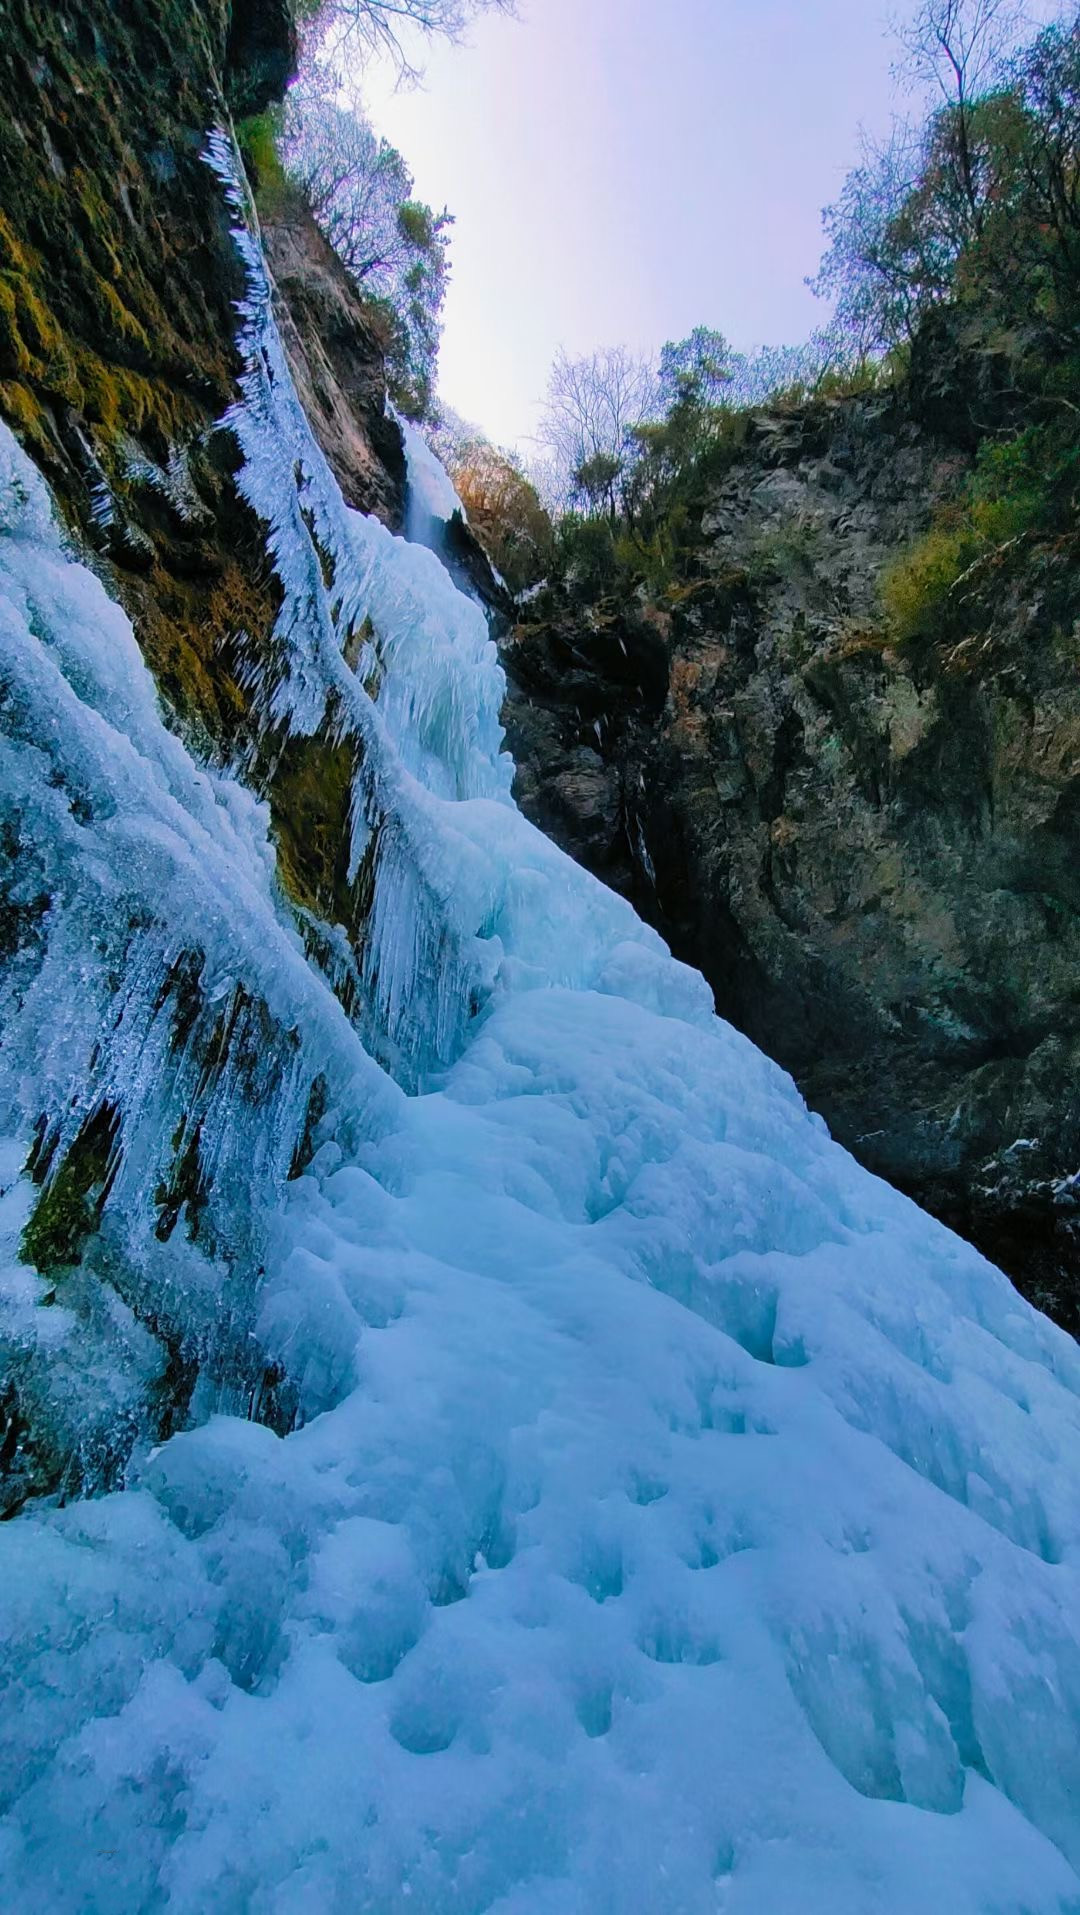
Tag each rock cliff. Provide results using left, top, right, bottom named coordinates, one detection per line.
left=0, top=0, right=415, bottom=985
left=504, top=386, right=1080, bottom=1329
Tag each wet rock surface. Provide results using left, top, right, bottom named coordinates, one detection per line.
left=262, top=200, right=406, bottom=526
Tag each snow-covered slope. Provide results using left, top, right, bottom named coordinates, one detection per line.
left=1, top=144, right=1080, bottom=1913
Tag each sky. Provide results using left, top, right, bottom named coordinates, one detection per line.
left=356, top=0, right=1029, bottom=451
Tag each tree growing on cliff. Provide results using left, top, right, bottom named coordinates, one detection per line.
left=656, top=327, right=734, bottom=412
left=282, top=85, right=451, bottom=417
left=536, top=346, right=660, bottom=518
left=812, top=0, right=1076, bottom=353
left=821, top=7, right=1080, bottom=655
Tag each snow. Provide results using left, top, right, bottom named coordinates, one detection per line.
left=1, top=133, right=1080, bottom=1912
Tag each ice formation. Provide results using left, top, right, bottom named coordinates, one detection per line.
left=1, top=136, right=1080, bottom=1914
left=400, top=412, right=465, bottom=548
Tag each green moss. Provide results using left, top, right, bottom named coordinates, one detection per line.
left=21, top=1104, right=121, bottom=1273
left=236, top=106, right=295, bottom=216
left=270, top=722, right=359, bottom=925
left=0, top=1, right=241, bottom=485
left=0, top=276, right=34, bottom=376
left=880, top=518, right=979, bottom=646
left=0, top=262, right=80, bottom=400
left=744, top=519, right=827, bottom=587
left=237, top=107, right=282, bottom=174
left=0, top=379, right=46, bottom=441
left=0, top=0, right=393, bottom=1037
left=91, top=277, right=154, bottom=354
left=121, top=551, right=268, bottom=751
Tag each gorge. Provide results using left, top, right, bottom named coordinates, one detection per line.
left=1, top=2, right=1080, bottom=1909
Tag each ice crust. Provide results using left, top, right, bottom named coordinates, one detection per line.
left=399, top=413, right=465, bottom=547
left=1, top=139, right=1080, bottom=1912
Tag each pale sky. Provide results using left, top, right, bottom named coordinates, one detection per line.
left=357, top=0, right=1047, bottom=451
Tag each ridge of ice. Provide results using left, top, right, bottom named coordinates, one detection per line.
left=399, top=411, right=466, bottom=547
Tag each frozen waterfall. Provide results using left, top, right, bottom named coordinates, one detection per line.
left=1, top=136, right=1080, bottom=1915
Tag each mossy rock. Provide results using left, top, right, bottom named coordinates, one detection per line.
left=21, top=1103, right=121, bottom=1274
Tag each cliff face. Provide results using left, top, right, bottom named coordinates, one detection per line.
left=0, top=0, right=411, bottom=951
left=504, top=391, right=1080, bottom=1329
left=0, top=0, right=415, bottom=1507
left=261, top=200, right=406, bottom=523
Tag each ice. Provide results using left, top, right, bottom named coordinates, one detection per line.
left=0, top=414, right=396, bottom=1504
left=400, top=412, right=466, bottom=547
left=1, top=133, right=1080, bottom=1912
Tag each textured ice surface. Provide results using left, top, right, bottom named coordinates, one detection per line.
left=400, top=414, right=464, bottom=547
left=1, top=144, right=1080, bottom=1913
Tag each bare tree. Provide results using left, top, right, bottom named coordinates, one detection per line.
left=536, top=346, right=660, bottom=518
left=893, top=0, right=1026, bottom=230
left=896, top=0, right=1026, bottom=98
left=284, top=81, right=448, bottom=279
left=309, top=0, right=515, bottom=81
left=282, top=79, right=452, bottom=417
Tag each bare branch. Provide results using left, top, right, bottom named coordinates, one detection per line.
left=536, top=346, right=661, bottom=515
left=306, top=0, right=516, bottom=83
left=892, top=0, right=1026, bottom=103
